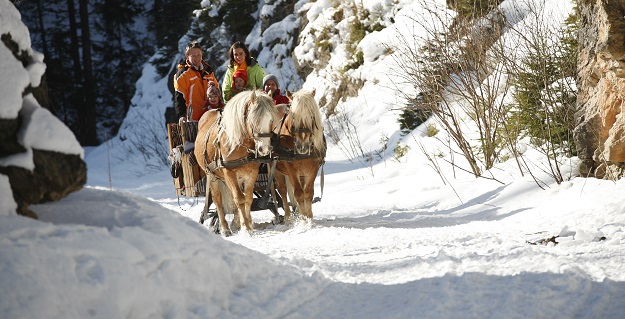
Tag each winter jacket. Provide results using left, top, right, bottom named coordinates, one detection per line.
left=174, top=60, right=219, bottom=121
left=222, top=58, right=266, bottom=102
left=271, top=89, right=290, bottom=105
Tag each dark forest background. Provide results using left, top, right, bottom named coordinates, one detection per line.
left=14, top=0, right=258, bottom=146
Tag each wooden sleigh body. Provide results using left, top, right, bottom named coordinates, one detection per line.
left=167, top=121, right=205, bottom=197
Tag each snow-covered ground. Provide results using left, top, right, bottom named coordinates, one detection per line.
left=2, top=0, right=625, bottom=318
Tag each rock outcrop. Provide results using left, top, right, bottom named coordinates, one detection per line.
left=1, top=6, right=86, bottom=218
left=0, top=150, right=86, bottom=218
left=575, top=0, right=625, bottom=179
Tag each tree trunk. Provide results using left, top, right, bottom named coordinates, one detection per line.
left=35, top=0, right=49, bottom=58
left=67, top=0, right=83, bottom=83
left=78, top=0, right=98, bottom=145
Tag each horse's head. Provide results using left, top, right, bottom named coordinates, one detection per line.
left=288, top=89, right=323, bottom=155
left=221, top=90, right=279, bottom=157
left=246, top=91, right=279, bottom=157
left=291, top=124, right=314, bottom=155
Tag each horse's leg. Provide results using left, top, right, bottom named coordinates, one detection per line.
left=285, top=163, right=307, bottom=220
left=242, top=170, right=257, bottom=231
left=239, top=165, right=259, bottom=232
left=299, top=172, right=313, bottom=220
left=302, top=174, right=316, bottom=220
left=223, top=169, right=254, bottom=232
left=274, top=170, right=292, bottom=220
left=210, top=178, right=232, bottom=236
left=302, top=160, right=321, bottom=219
left=286, top=175, right=296, bottom=215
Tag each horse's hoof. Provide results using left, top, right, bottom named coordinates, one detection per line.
left=272, top=215, right=285, bottom=225
left=222, top=229, right=233, bottom=237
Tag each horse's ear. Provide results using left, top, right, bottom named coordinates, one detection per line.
left=285, top=89, right=292, bottom=101
left=249, top=90, right=257, bottom=103
left=311, top=88, right=316, bottom=97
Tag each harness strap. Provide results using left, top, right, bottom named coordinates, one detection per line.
left=313, top=161, right=324, bottom=204
left=319, top=161, right=325, bottom=200
left=259, top=160, right=278, bottom=209
left=274, top=150, right=325, bottom=162
left=316, top=139, right=327, bottom=202
left=254, top=132, right=274, bottom=138
left=201, top=110, right=260, bottom=173
left=269, top=178, right=280, bottom=218
left=207, top=153, right=275, bottom=172
left=202, top=112, right=221, bottom=175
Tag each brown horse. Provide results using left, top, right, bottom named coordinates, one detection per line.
left=194, top=90, right=279, bottom=236
left=274, top=89, right=326, bottom=221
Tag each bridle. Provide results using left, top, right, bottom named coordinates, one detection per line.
left=241, top=98, right=276, bottom=157
left=254, top=132, right=274, bottom=138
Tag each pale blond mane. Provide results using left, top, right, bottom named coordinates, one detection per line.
left=220, top=90, right=277, bottom=150
left=290, top=90, right=325, bottom=152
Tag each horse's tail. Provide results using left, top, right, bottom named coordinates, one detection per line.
left=216, top=178, right=236, bottom=215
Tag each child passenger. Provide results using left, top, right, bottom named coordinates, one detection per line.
left=262, top=74, right=289, bottom=105
left=203, top=81, right=224, bottom=111
left=230, top=69, right=248, bottom=98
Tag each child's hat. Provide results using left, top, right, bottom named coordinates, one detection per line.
left=233, top=69, right=248, bottom=82
left=207, top=81, right=220, bottom=96
left=262, top=74, right=279, bottom=89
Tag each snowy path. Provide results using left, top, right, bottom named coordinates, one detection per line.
left=168, top=193, right=625, bottom=318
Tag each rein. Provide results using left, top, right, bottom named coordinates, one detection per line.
left=207, top=153, right=274, bottom=172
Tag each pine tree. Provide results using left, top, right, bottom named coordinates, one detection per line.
left=93, top=0, right=150, bottom=139
left=16, top=0, right=157, bottom=145
left=150, top=0, right=198, bottom=77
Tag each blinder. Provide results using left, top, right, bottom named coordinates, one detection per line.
left=254, top=132, right=274, bottom=138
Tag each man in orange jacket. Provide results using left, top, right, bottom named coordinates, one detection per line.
left=174, top=41, right=219, bottom=122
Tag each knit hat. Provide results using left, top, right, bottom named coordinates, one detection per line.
left=262, top=74, right=279, bottom=89
left=233, top=69, right=248, bottom=83
left=207, top=81, right=220, bottom=97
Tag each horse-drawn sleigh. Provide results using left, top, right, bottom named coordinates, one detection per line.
left=167, top=89, right=325, bottom=235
